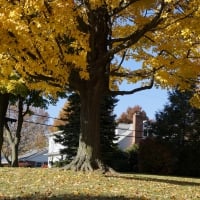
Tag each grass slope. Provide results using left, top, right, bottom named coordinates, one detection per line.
left=0, top=168, right=199, bottom=199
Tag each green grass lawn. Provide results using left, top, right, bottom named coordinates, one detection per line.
left=0, top=168, right=199, bottom=200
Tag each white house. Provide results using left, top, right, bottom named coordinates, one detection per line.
left=115, top=123, right=134, bottom=150
left=47, top=131, right=66, bottom=167
left=47, top=112, right=146, bottom=165
left=115, top=112, right=145, bottom=151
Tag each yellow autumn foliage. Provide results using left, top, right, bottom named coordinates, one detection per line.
left=0, top=0, right=199, bottom=104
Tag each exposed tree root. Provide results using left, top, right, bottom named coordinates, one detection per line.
left=62, top=155, right=117, bottom=175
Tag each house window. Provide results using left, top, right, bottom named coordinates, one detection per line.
left=143, top=120, right=149, bottom=137
left=36, top=162, right=42, bottom=167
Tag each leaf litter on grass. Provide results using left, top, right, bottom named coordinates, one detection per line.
left=0, top=168, right=199, bottom=199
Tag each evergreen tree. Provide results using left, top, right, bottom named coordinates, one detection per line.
left=149, top=89, right=200, bottom=176
left=99, top=95, right=118, bottom=165
left=153, top=89, right=200, bottom=145
left=54, top=93, right=80, bottom=162
left=54, top=93, right=118, bottom=164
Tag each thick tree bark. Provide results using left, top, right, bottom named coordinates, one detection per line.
left=66, top=7, right=113, bottom=172
left=0, top=93, right=9, bottom=166
left=65, top=85, right=106, bottom=171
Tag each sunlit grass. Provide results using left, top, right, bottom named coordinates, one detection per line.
left=0, top=168, right=199, bottom=199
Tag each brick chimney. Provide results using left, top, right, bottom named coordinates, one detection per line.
left=132, top=112, right=143, bottom=144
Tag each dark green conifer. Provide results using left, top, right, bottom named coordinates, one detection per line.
left=153, top=89, right=200, bottom=145
left=54, top=93, right=118, bottom=164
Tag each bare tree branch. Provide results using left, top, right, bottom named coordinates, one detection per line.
left=110, top=76, right=154, bottom=96
left=111, top=64, right=163, bottom=78
left=109, top=64, right=166, bottom=96
left=110, top=50, right=127, bottom=73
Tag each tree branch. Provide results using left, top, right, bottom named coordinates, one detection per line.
left=110, top=50, right=127, bottom=73
left=111, top=3, right=164, bottom=46
left=111, top=0, right=140, bottom=16
left=4, top=123, right=13, bottom=144
left=110, top=69, right=151, bottom=79
left=109, top=65, right=165, bottom=96
left=26, top=72, right=64, bottom=89
left=1, top=150, right=11, bottom=166
left=99, top=2, right=165, bottom=66
left=111, top=64, right=164, bottom=78
left=110, top=76, right=154, bottom=96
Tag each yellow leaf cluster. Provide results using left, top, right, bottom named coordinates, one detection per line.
left=0, top=0, right=90, bottom=96
left=0, top=0, right=199, bottom=103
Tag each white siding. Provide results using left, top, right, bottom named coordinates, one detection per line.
left=47, top=131, right=66, bottom=167
left=115, top=124, right=133, bottom=151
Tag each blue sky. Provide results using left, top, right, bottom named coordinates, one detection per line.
left=47, top=51, right=172, bottom=122
left=47, top=86, right=169, bottom=124
left=48, top=60, right=169, bottom=122
left=115, top=86, right=168, bottom=119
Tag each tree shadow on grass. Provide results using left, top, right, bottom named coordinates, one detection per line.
left=1, top=194, right=149, bottom=200
left=105, top=174, right=200, bottom=187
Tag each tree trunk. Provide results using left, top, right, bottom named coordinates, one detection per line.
left=66, top=7, right=112, bottom=172
left=0, top=93, right=9, bottom=166
left=4, top=97, right=24, bottom=167
left=11, top=98, right=24, bottom=167
left=11, top=142, right=19, bottom=167
left=5, top=126, right=20, bottom=167
left=65, top=85, right=109, bottom=172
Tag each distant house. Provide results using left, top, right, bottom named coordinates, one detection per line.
left=18, top=148, right=48, bottom=167
left=115, top=112, right=145, bottom=150
left=47, top=112, right=146, bottom=164
left=1, top=148, right=48, bottom=167
left=47, top=131, right=66, bottom=168
left=115, top=123, right=134, bottom=150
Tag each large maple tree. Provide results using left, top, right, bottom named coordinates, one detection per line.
left=0, top=0, right=199, bottom=171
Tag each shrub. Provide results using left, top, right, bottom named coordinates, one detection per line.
left=126, top=144, right=139, bottom=172
left=176, top=142, right=200, bottom=177
left=108, top=148, right=129, bottom=172
left=138, top=137, right=175, bottom=175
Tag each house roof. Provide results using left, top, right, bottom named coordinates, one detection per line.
left=47, top=130, right=63, bottom=137
left=115, top=123, right=133, bottom=143
left=116, top=123, right=131, bottom=134
left=1, top=157, right=9, bottom=164
left=1, top=148, right=48, bottom=164
left=19, top=148, right=48, bottom=163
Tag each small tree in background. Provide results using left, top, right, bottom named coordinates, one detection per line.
left=50, top=102, right=69, bottom=133
left=2, top=108, right=48, bottom=166
left=3, top=107, right=48, bottom=157
left=18, top=108, right=48, bottom=153
left=54, top=93, right=80, bottom=162
left=153, top=89, right=200, bottom=145
left=2, top=92, right=49, bottom=167
left=146, top=89, right=200, bottom=176
left=54, top=93, right=118, bottom=165
left=117, top=105, right=148, bottom=124
left=99, top=95, right=118, bottom=166
left=138, top=137, right=175, bottom=175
